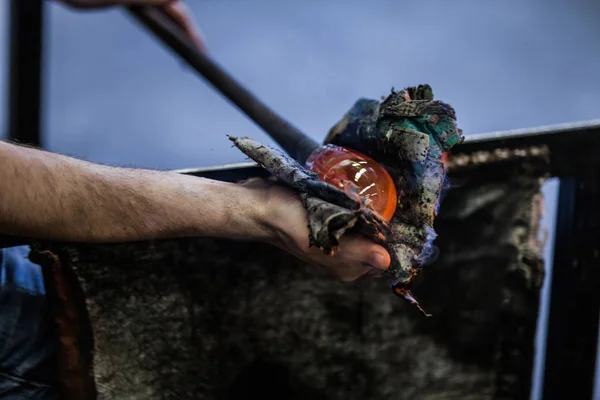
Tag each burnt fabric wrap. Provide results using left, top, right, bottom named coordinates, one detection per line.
left=231, top=85, right=464, bottom=309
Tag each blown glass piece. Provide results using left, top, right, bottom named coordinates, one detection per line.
left=306, top=144, right=398, bottom=221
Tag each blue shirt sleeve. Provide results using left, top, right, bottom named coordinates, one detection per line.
left=0, top=246, right=46, bottom=295
left=0, top=246, right=59, bottom=398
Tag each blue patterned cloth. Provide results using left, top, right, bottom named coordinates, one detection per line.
left=0, top=246, right=59, bottom=399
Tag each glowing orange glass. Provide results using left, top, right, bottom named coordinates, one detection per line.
left=306, top=145, right=398, bottom=221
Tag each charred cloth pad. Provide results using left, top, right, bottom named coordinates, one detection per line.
left=231, top=85, right=463, bottom=313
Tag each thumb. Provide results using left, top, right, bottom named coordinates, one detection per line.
left=338, top=235, right=391, bottom=271
left=366, top=244, right=391, bottom=271
left=369, top=244, right=392, bottom=271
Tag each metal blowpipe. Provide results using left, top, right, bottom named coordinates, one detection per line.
left=126, top=6, right=320, bottom=165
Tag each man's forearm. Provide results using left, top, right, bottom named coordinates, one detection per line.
left=0, top=141, right=271, bottom=243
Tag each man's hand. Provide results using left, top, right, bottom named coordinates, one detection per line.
left=59, top=0, right=206, bottom=51
left=246, top=179, right=391, bottom=282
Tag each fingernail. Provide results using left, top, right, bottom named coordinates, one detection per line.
left=369, top=252, right=387, bottom=270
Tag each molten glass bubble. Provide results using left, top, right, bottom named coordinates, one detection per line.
left=306, top=144, right=398, bottom=221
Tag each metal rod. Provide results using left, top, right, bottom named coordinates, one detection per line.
left=126, top=6, right=319, bottom=164
left=6, top=0, right=45, bottom=147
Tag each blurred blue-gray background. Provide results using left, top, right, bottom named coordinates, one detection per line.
left=1, top=1, right=598, bottom=398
